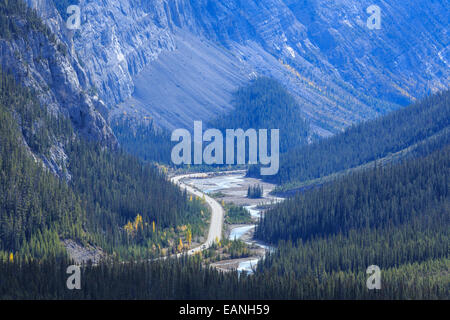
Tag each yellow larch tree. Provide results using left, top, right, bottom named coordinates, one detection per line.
left=134, top=214, right=143, bottom=230
left=186, top=228, right=192, bottom=247
left=124, top=221, right=134, bottom=235
left=124, top=214, right=144, bottom=236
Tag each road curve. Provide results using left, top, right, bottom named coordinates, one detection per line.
left=171, top=173, right=224, bottom=255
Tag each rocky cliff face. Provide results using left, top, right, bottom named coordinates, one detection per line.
left=12, top=0, right=449, bottom=139
left=0, top=0, right=116, bottom=145
left=283, top=0, right=449, bottom=103
left=65, top=0, right=448, bottom=136
left=0, top=0, right=117, bottom=175
left=71, top=0, right=177, bottom=106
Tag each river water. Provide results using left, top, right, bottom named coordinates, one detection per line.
left=184, top=172, right=281, bottom=273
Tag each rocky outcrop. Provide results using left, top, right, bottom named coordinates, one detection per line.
left=65, top=0, right=448, bottom=136
left=73, top=0, right=177, bottom=105
left=0, top=0, right=117, bottom=176
left=17, top=0, right=450, bottom=137
left=63, top=239, right=104, bottom=265
left=1, top=0, right=116, bottom=147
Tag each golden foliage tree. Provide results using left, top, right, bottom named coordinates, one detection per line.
left=124, top=214, right=144, bottom=236
left=186, top=227, right=192, bottom=247
left=177, top=238, right=183, bottom=252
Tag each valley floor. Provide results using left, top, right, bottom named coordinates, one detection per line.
left=177, top=171, right=281, bottom=273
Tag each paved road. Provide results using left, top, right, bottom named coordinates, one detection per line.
left=171, top=173, right=225, bottom=256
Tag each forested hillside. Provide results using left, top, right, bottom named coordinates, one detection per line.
left=260, top=90, right=450, bottom=186
left=257, top=146, right=449, bottom=243
left=114, top=77, right=311, bottom=165
left=65, top=140, right=207, bottom=259
left=1, top=255, right=447, bottom=299
left=2, top=85, right=448, bottom=298
left=0, top=69, right=206, bottom=262
left=252, top=145, right=449, bottom=298
left=0, top=70, right=79, bottom=260
left=111, top=117, right=172, bottom=164
left=210, top=77, right=310, bottom=153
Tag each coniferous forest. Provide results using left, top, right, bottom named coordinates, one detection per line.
left=247, top=184, right=263, bottom=199
left=1, top=63, right=449, bottom=298
left=0, top=0, right=448, bottom=301
left=1, top=73, right=448, bottom=298
left=111, top=117, right=173, bottom=164
left=0, top=69, right=207, bottom=262
left=261, top=90, right=450, bottom=186
left=210, top=77, right=310, bottom=154
left=111, top=77, right=311, bottom=166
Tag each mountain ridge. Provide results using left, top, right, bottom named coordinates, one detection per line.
left=68, top=0, right=448, bottom=136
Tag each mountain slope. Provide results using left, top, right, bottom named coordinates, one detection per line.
left=261, top=90, right=450, bottom=186
left=210, top=77, right=310, bottom=153
left=1, top=0, right=114, bottom=146
left=257, top=146, right=450, bottom=243
left=0, top=2, right=207, bottom=261
left=0, top=68, right=209, bottom=261
left=253, top=142, right=449, bottom=299
left=60, top=0, right=449, bottom=136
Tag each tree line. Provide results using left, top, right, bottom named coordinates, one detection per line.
left=0, top=66, right=207, bottom=262
left=261, top=90, right=450, bottom=186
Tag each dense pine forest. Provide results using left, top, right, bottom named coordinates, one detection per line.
left=2, top=84, right=448, bottom=298
left=111, top=117, right=172, bottom=164
left=2, top=63, right=449, bottom=298
left=253, top=143, right=449, bottom=299
left=247, top=184, right=263, bottom=199
left=1, top=255, right=447, bottom=299
left=0, top=68, right=207, bottom=262
left=0, top=0, right=448, bottom=300
left=65, top=140, right=208, bottom=259
left=0, top=69, right=78, bottom=260
left=259, top=90, right=450, bottom=186
left=210, top=77, right=310, bottom=154
left=257, top=146, right=449, bottom=243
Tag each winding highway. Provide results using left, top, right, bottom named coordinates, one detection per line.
left=170, top=173, right=225, bottom=255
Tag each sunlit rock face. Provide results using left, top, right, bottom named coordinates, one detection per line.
left=0, top=0, right=117, bottom=178
left=20, top=0, right=450, bottom=136
left=1, top=0, right=116, bottom=149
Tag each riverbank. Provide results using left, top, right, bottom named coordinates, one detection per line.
left=180, top=171, right=282, bottom=273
